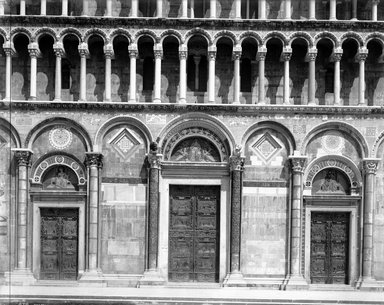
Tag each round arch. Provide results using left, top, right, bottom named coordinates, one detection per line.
left=262, top=31, right=288, bottom=46
left=184, top=28, right=212, bottom=45
left=94, top=115, right=153, bottom=152
left=288, top=31, right=313, bottom=48
left=10, top=28, right=32, bottom=43
left=340, top=32, right=364, bottom=47
left=34, top=28, right=58, bottom=42
left=0, top=28, right=7, bottom=41
left=160, top=29, right=182, bottom=44
left=241, top=120, right=296, bottom=155
left=314, top=31, right=338, bottom=48
left=134, top=29, right=159, bottom=44
left=300, top=121, right=368, bottom=158
left=158, top=113, right=235, bottom=162
left=0, top=117, right=21, bottom=148
left=365, top=32, right=384, bottom=48
left=59, top=28, right=82, bottom=43
left=25, top=117, right=92, bottom=152
left=109, top=29, right=133, bottom=45
left=213, top=30, right=237, bottom=45
left=238, top=31, right=262, bottom=46
left=83, top=29, right=108, bottom=43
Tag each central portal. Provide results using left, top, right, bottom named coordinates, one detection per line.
left=168, top=185, right=220, bottom=282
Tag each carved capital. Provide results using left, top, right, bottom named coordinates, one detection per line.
left=305, top=48, right=317, bottom=62
left=13, top=149, right=33, bottom=166
left=289, top=155, right=307, bottom=173
left=28, top=42, right=41, bottom=58
left=148, top=153, right=162, bottom=169
left=362, top=158, right=380, bottom=175
left=179, top=50, right=188, bottom=60
left=229, top=155, right=245, bottom=171
left=257, top=47, right=267, bottom=61
left=128, top=43, right=138, bottom=58
left=355, top=48, right=368, bottom=62
left=53, top=42, right=66, bottom=58
left=232, top=45, right=242, bottom=61
left=3, top=41, right=16, bottom=57
left=280, top=47, right=292, bottom=62
left=330, top=48, right=343, bottom=62
left=78, top=42, right=89, bottom=58
left=84, top=153, right=103, bottom=168
left=103, top=43, right=114, bottom=59
left=154, top=43, right=163, bottom=59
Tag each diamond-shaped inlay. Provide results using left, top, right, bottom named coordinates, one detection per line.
left=251, top=132, right=282, bottom=162
left=109, top=128, right=141, bottom=160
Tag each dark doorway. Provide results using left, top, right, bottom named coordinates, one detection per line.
left=40, top=208, right=79, bottom=280
left=168, top=185, right=220, bottom=282
left=310, top=212, right=349, bottom=284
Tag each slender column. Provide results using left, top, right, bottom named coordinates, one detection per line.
left=259, top=0, right=266, bottom=19
left=0, top=0, right=4, bottom=15
left=3, top=41, right=16, bottom=101
left=147, top=143, right=162, bottom=271
left=131, top=0, right=138, bottom=17
left=20, top=0, right=26, bottom=15
left=331, top=48, right=343, bottom=106
left=330, top=0, right=336, bottom=20
left=356, top=48, right=368, bottom=106
left=191, top=0, right=195, bottom=18
left=82, top=0, right=88, bottom=16
left=156, top=0, right=162, bottom=17
left=28, top=43, right=41, bottom=101
left=179, top=45, right=187, bottom=104
left=62, top=0, right=68, bottom=16
left=352, top=0, right=357, bottom=20
left=13, top=149, right=33, bottom=270
left=41, top=0, right=46, bottom=15
left=53, top=42, right=66, bottom=102
left=235, top=0, right=241, bottom=19
left=372, top=0, right=380, bottom=21
left=153, top=44, right=163, bottom=103
left=181, top=0, right=188, bottom=18
left=193, top=55, right=201, bottom=91
left=78, top=42, right=89, bottom=102
left=281, top=47, right=292, bottom=105
left=257, top=47, right=267, bottom=104
left=106, top=0, right=112, bottom=16
left=229, top=146, right=245, bottom=274
left=210, top=0, right=216, bottom=18
left=104, top=44, right=114, bottom=102
left=233, top=45, right=242, bottom=104
left=309, top=0, right=316, bottom=20
left=128, top=44, right=138, bottom=103
left=208, top=46, right=216, bottom=103
left=361, top=159, right=380, bottom=284
left=84, top=153, right=103, bottom=273
left=305, top=48, right=317, bottom=106
left=285, top=0, right=291, bottom=19
left=288, top=155, right=307, bottom=283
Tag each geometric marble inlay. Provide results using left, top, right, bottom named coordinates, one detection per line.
left=251, top=132, right=282, bottom=162
left=321, top=131, right=344, bottom=154
left=109, top=128, right=141, bottom=160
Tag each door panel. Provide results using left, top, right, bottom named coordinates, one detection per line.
left=310, top=212, right=349, bottom=284
left=40, top=208, right=78, bottom=280
left=169, top=185, right=220, bottom=283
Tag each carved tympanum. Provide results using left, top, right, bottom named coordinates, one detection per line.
left=170, top=137, right=221, bottom=162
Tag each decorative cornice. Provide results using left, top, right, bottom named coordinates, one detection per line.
left=362, top=158, right=380, bottom=175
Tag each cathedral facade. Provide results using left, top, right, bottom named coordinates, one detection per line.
left=0, top=0, right=384, bottom=296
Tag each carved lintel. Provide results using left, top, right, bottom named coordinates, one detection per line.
left=84, top=153, right=103, bottom=168
left=12, top=149, right=33, bottom=166
left=289, top=155, right=308, bottom=173
left=362, top=158, right=380, bottom=175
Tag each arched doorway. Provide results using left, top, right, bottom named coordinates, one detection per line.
left=303, top=157, right=362, bottom=286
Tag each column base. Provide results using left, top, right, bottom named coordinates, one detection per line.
left=138, top=269, right=166, bottom=287
left=359, top=277, right=384, bottom=291
left=223, top=271, right=247, bottom=287
left=153, top=98, right=162, bottom=104
left=178, top=98, right=187, bottom=104
left=307, top=101, right=317, bottom=106
left=128, top=99, right=137, bottom=103
left=79, top=269, right=105, bottom=287
left=283, top=275, right=309, bottom=290
left=5, top=268, right=36, bottom=286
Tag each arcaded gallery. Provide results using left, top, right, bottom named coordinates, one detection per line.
left=0, top=0, right=384, bottom=298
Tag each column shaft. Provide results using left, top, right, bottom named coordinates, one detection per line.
left=106, top=0, right=112, bottom=16
left=309, top=0, right=316, bottom=19
left=82, top=0, right=88, bottom=16
left=210, top=0, right=216, bottom=18
left=352, top=0, right=357, bottom=19
left=233, top=47, right=241, bottom=104
left=20, top=0, right=26, bottom=15
left=28, top=43, right=40, bottom=101
left=156, top=0, right=162, bottom=17
left=131, top=0, right=138, bottom=17
left=281, top=48, right=292, bottom=105
left=358, top=58, right=366, bottom=105
left=330, top=0, right=336, bottom=20
left=285, top=0, right=291, bottom=19
left=62, top=0, right=68, bottom=16
left=307, top=50, right=317, bottom=105
left=78, top=43, right=89, bottom=102
left=259, top=0, right=266, bottom=19
left=372, top=1, right=379, bottom=21
left=129, top=45, right=138, bottom=103
left=179, top=47, right=187, bottom=103
left=54, top=55, right=62, bottom=101
left=181, top=0, right=188, bottom=18
left=3, top=42, right=15, bottom=100
left=41, top=0, right=46, bottom=15
left=257, top=49, right=266, bottom=104
left=208, top=48, right=216, bottom=103
left=154, top=45, right=163, bottom=103
left=235, top=0, right=241, bottom=18
left=104, top=45, right=114, bottom=102
left=334, top=60, right=341, bottom=105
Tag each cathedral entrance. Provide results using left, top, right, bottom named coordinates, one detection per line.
left=310, top=212, right=349, bottom=284
left=168, top=185, right=220, bottom=282
left=40, top=208, right=79, bottom=280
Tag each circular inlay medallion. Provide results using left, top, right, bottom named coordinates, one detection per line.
left=321, top=131, right=344, bottom=154
left=49, top=126, right=73, bottom=150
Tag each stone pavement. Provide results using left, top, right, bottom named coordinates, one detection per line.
left=0, top=285, right=383, bottom=305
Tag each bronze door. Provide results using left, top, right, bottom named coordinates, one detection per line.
left=169, top=185, right=220, bottom=282
left=310, top=212, right=349, bottom=284
left=40, top=208, right=78, bottom=280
